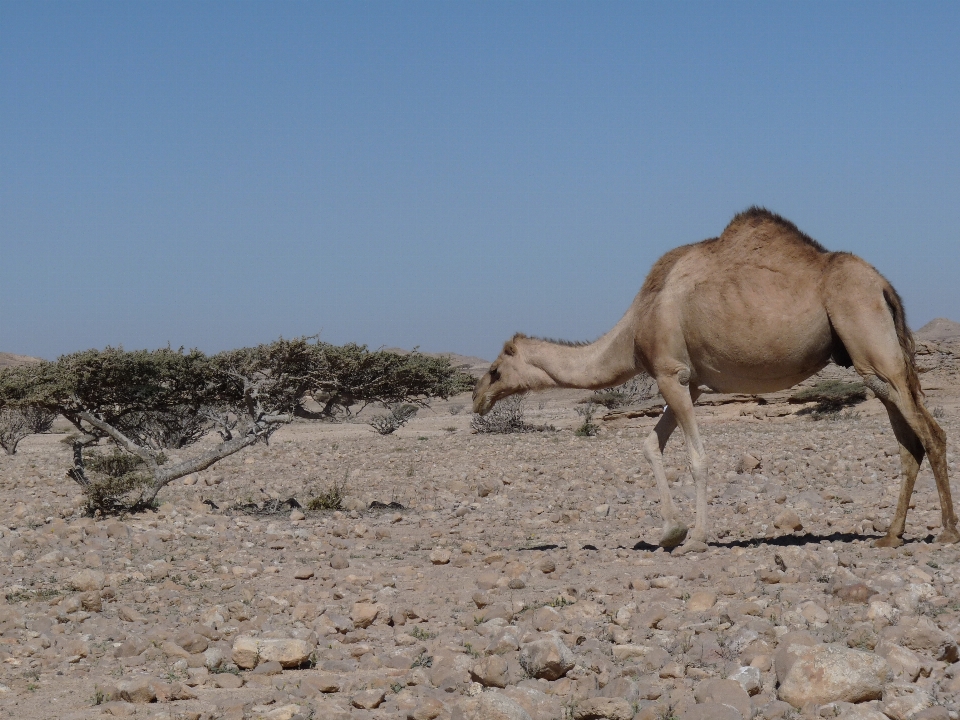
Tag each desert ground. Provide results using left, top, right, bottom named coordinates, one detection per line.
left=2, top=325, right=960, bottom=720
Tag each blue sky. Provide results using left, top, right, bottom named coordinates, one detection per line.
left=2, top=2, right=959, bottom=361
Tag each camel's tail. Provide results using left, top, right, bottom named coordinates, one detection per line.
left=883, top=285, right=922, bottom=401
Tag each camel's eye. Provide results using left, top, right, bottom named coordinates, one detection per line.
left=490, top=368, right=500, bottom=382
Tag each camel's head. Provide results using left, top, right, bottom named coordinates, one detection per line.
left=473, top=334, right=529, bottom=415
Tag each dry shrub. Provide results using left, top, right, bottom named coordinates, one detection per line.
left=368, top=404, right=418, bottom=435
left=471, top=395, right=554, bottom=434
left=587, top=375, right=656, bottom=409
left=82, top=449, right=152, bottom=512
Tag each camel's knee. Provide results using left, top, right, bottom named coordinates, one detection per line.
left=642, top=432, right=661, bottom=462
left=863, top=374, right=891, bottom=401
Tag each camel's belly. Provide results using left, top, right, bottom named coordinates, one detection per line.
left=678, top=281, right=835, bottom=394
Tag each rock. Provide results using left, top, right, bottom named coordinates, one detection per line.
left=613, top=644, right=653, bottom=662
left=203, top=647, right=226, bottom=670
left=686, top=591, right=717, bottom=612
left=410, top=698, right=446, bottom=720
left=69, top=569, right=105, bottom=592
left=502, top=686, right=565, bottom=720
left=478, top=478, right=503, bottom=497
left=231, top=636, right=314, bottom=669
left=835, top=708, right=890, bottom=720
left=910, top=708, right=951, bottom=720
left=430, top=548, right=452, bottom=565
left=251, top=659, right=283, bottom=675
left=174, top=630, right=208, bottom=654
left=519, top=634, right=576, bottom=681
left=330, top=554, right=350, bottom=569
left=727, top=665, right=761, bottom=696
left=117, top=678, right=157, bottom=703
left=470, top=654, right=510, bottom=688
left=772, top=632, right=819, bottom=679
left=693, top=678, right=752, bottom=719
left=453, top=692, right=533, bottom=720
left=539, top=559, right=556, bottom=574
left=573, top=697, right=634, bottom=720
left=738, top=453, right=762, bottom=472
left=293, top=567, right=315, bottom=580
left=777, top=644, right=890, bottom=708
left=681, top=703, right=743, bottom=720
left=881, top=682, right=933, bottom=720
left=290, top=509, right=305, bottom=521
left=834, top=582, right=877, bottom=603
left=351, top=602, right=380, bottom=628
left=875, top=640, right=929, bottom=682
left=837, top=705, right=890, bottom=720
left=773, top=509, right=802, bottom=531
left=79, top=590, right=102, bottom=612
left=263, top=705, right=302, bottom=720
left=351, top=687, right=386, bottom=709
left=799, top=601, right=829, bottom=624
left=212, top=672, right=244, bottom=689
left=881, top=615, right=958, bottom=662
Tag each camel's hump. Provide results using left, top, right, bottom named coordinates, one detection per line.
left=721, top=206, right=828, bottom=253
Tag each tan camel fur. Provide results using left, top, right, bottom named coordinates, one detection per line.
left=473, top=207, right=958, bottom=549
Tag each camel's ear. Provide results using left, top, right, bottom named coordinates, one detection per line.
left=504, top=333, right=526, bottom=356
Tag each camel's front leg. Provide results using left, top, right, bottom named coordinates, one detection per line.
left=658, top=375, right=708, bottom=545
left=642, top=404, right=687, bottom=548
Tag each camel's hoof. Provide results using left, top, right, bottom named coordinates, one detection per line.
left=674, top=539, right=708, bottom=555
left=874, top=534, right=904, bottom=549
left=936, top=527, right=960, bottom=544
left=689, top=528, right=708, bottom=545
left=660, top=523, right=688, bottom=549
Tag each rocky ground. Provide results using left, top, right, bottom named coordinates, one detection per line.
left=2, top=357, right=960, bottom=719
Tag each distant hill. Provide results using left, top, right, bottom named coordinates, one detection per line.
left=0, top=352, right=45, bottom=370
left=916, top=317, right=960, bottom=342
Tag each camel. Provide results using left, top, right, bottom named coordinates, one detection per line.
left=473, top=207, right=958, bottom=549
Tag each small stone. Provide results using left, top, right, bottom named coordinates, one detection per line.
left=411, top=697, right=446, bottom=720
left=573, top=697, right=634, bottom=720
left=117, top=605, right=145, bottom=623
left=694, top=678, right=752, bottom=719
left=429, top=548, right=452, bottom=565
left=470, top=654, right=510, bottom=688
left=478, top=478, right=503, bottom=497
left=212, top=672, right=243, bottom=689
left=330, top=554, right=350, bottom=569
left=519, top=634, right=576, bottom=680
left=351, top=602, right=380, bottom=629
left=290, top=509, right=305, bottom=521
left=351, top=687, right=386, bottom=709
left=728, top=666, right=762, bottom=696
left=686, top=591, right=717, bottom=612
left=79, top=590, right=102, bottom=612
left=454, top=692, right=533, bottom=720
left=835, top=583, right=877, bottom=604
left=774, top=509, right=803, bottom=531
left=539, top=559, right=556, bottom=574
left=231, top=636, right=314, bottom=669
left=264, top=705, right=302, bottom=720
left=738, top=453, right=762, bottom=472
left=117, top=678, right=157, bottom=704
left=777, top=644, right=889, bottom=708
left=69, top=569, right=105, bottom=592
left=251, top=659, right=283, bottom=675
left=293, top=567, right=315, bottom=580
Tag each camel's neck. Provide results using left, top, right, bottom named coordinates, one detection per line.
left=519, top=317, right=639, bottom=391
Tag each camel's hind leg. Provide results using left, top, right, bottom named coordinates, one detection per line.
left=825, top=264, right=958, bottom=545
left=865, top=375, right=958, bottom=546
left=643, top=374, right=705, bottom=548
